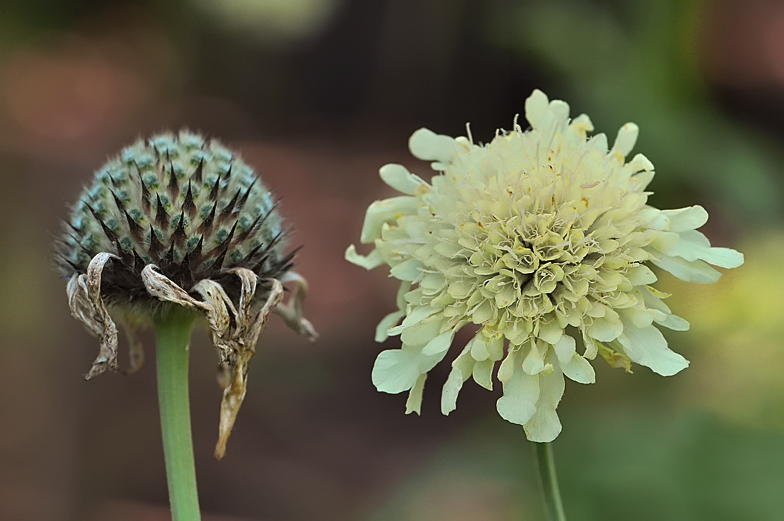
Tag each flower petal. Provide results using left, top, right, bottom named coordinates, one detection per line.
left=401, top=315, right=444, bottom=346
left=626, top=264, right=657, bottom=286
left=409, top=128, right=457, bottom=164
left=655, top=313, right=690, bottom=331
left=523, top=351, right=565, bottom=442
left=496, top=350, right=540, bottom=425
left=389, top=259, right=424, bottom=282
left=612, top=123, right=639, bottom=157
left=617, top=323, right=689, bottom=376
left=441, top=342, right=475, bottom=415
left=405, top=374, right=427, bottom=414
left=379, top=164, right=425, bottom=195
left=586, top=313, right=624, bottom=342
left=345, top=245, right=384, bottom=270
left=375, top=310, right=404, bottom=342
left=660, top=205, right=709, bottom=233
left=422, top=329, right=456, bottom=355
left=68, top=252, right=121, bottom=379
left=372, top=349, right=423, bottom=394
left=473, top=359, right=495, bottom=390
left=525, top=89, right=550, bottom=129
left=537, top=318, right=563, bottom=345
left=552, top=334, right=576, bottom=364
left=360, top=196, right=421, bottom=243
left=667, top=230, right=744, bottom=269
left=648, top=250, right=722, bottom=283
left=522, top=340, right=547, bottom=375
left=560, top=353, right=595, bottom=384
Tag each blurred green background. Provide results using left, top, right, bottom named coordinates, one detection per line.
left=0, top=0, right=781, bottom=519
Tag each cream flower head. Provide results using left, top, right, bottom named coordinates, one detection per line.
left=346, top=89, right=743, bottom=442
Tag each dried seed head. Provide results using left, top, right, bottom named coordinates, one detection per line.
left=56, top=130, right=291, bottom=307
left=57, top=130, right=317, bottom=459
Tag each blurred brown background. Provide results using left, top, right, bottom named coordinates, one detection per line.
left=1, top=0, right=783, bottom=520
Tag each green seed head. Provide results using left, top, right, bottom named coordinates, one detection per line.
left=56, top=130, right=292, bottom=308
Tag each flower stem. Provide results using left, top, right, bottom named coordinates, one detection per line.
left=154, top=308, right=201, bottom=521
left=533, top=441, right=566, bottom=521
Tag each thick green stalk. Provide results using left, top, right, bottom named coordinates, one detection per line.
left=154, top=308, right=201, bottom=521
left=533, top=442, right=566, bottom=521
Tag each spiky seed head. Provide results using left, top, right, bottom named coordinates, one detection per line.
left=56, top=130, right=292, bottom=308
left=58, top=130, right=317, bottom=459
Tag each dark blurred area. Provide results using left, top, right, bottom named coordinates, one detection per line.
left=1, top=0, right=783, bottom=520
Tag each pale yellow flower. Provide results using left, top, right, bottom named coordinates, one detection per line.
left=347, top=90, right=743, bottom=442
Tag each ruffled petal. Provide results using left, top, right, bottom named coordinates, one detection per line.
left=360, top=196, right=421, bottom=243
left=587, top=313, right=624, bottom=342
left=496, top=350, right=540, bottom=425
left=345, top=245, right=384, bottom=270
left=523, top=351, right=565, bottom=442
left=560, top=353, right=595, bottom=384
left=552, top=334, right=576, bottom=364
left=372, top=343, right=450, bottom=394
left=667, top=230, right=744, bottom=269
left=405, top=374, right=427, bottom=414
left=648, top=250, right=722, bottom=283
left=441, top=342, right=475, bottom=415
left=659, top=205, right=709, bottom=233
left=375, top=310, right=405, bottom=342
left=617, top=323, right=689, bottom=376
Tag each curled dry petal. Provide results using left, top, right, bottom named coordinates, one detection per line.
left=76, top=261, right=316, bottom=459
left=142, top=264, right=295, bottom=459
left=212, top=275, right=285, bottom=461
left=67, top=252, right=120, bottom=380
left=275, top=271, right=319, bottom=341
left=141, top=265, right=210, bottom=312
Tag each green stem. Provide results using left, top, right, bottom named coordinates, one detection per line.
left=533, top=442, right=566, bottom=521
left=154, top=308, right=201, bottom=521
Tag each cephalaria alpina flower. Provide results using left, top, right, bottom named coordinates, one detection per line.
left=346, top=90, right=743, bottom=442
left=56, top=130, right=316, bottom=458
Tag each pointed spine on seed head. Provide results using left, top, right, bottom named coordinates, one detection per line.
left=183, top=181, right=197, bottom=218
left=218, top=189, right=241, bottom=226
left=172, top=211, right=187, bottom=246
left=136, top=164, right=151, bottom=214
left=189, top=235, right=204, bottom=267
left=191, top=158, right=204, bottom=184
left=88, top=204, right=119, bottom=244
left=236, top=179, right=256, bottom=212
left=155, top=194, right=169, bottom=228
left=149, top=225, right=164, bottom=260
left=223, top=163, right=233, bottom=187
left=201, top=221, right=238, bottom=275
left=209, top=175, right=221, bottom=201
left=200, top=201, right=218, bottom=235
left=168, top=161, right=179, bottom=199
